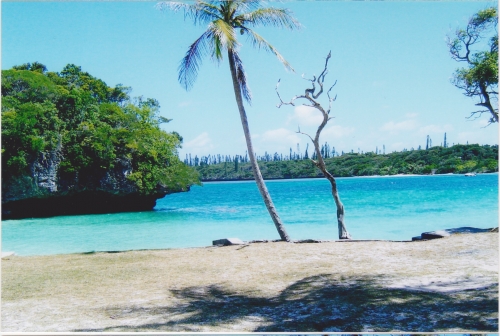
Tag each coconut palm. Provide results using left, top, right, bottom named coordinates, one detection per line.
left=156, top=0, right=300, bottom=241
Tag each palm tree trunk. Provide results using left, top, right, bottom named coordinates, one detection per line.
left=227, top=50, right=291, bottom=242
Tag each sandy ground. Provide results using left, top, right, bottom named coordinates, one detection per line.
left=1, top=232, right=498, bottom=332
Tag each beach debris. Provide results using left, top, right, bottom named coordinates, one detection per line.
left=294, top=239, right=325, bottom=243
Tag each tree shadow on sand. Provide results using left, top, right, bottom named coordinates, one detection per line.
left=74, top=274, right=498, bottom=332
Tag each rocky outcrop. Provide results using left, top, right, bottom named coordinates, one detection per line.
left=212, top=238, right=245, bottom=246
left=2, top=150, right=188, bottom=220
left=412, top=227, right=497, bottom=241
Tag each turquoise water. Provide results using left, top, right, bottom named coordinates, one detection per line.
left=2, top=174, right=498, bottom=256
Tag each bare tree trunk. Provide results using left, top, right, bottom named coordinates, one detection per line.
left=310, top=107, right=351, bottom=239
left=313, top=151, right=351, bottom=240
left=478, top=82, right=499, bottom=123
left=276, top=51, right=351, bottom=240
left=228, top=50, right=291, bottom=242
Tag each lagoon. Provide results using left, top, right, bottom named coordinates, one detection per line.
left=2, top=174, right=498, bottom=256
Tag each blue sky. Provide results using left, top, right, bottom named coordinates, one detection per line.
left=2, top=1, right=498, bottom=159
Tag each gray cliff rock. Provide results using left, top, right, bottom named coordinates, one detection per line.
left=2, top=150, right=187, bottom=219
left=32, top=150, right=61, bottom=193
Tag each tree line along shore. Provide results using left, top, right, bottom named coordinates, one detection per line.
left=193, top=144, right=498, bottom=181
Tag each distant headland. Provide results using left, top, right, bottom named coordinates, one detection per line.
left=189, top=143, right=498, bottom=181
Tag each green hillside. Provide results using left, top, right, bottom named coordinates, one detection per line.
left=194, top=144, right=498, bottom=181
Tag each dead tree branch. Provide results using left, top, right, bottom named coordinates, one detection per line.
left=276, top=51, right=351, bottom=240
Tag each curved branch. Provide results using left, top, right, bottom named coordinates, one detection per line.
left=275, top=79, right=301, bottom=108
left=312, top=51, right=331, bottom=99
left=297, top=129, right=314, bottom=144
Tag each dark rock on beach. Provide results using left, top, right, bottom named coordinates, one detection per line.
left=212, top=238, right=245, bottom=246
left=413, top=226, right=497, bottom=241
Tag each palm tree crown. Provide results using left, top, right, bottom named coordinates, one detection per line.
left=156, top=0, right=300, bottom=103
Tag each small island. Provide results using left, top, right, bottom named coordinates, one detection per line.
left=1, top=64, right=200, bottom=219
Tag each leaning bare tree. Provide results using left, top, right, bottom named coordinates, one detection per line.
left=447, top=7, right=498, bottom=124
left=276, top=51, right=351, bottom=240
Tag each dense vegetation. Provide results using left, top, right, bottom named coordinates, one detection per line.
left=195, top=144, right=498, bottom=181
left=1, top=63, right=199, bottom=195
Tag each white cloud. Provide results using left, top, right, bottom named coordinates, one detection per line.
left=183, top=132, right=214, bottom=154
left=453, top=119, right=498, bottom=145
left=250, top=128, right=305, bottom=154
left=287, top=105, right=323, bottom=126
left=456, top=129, right=497, bottom=145
left=477, top=118, right=492, bottom=128
left=250, top=133, right=261, bottom=139
left=322, top=124, right=355, bottom=139
left=389, top=142, right=405, bottom=151
left=261, top=128, right=302, bottom=144
left=381, top=119, right=418, bottom=132
left=456, top=131, right=475, bottom=144
left=418, top=124, right=454, bottom=135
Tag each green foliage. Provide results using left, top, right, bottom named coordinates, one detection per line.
left=195, top=145, right=498, bottom=180
left=2, top=64, right=199, bottom=195
left=12, top=61, right=48, bottom=73
left=448, top=7, right=498, bottom=123
left=2, top=101, right=62, bottom=172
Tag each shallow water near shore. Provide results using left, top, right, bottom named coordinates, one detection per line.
left=2, top=173, right=498, bottom=256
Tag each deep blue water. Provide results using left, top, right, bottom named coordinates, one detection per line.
left=2, top=174, right=498, bottom=256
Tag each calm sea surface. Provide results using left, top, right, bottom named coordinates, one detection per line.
left=2, top=174, right=498, bottom=256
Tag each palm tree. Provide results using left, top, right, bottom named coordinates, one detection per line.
left=156, top=0, right=300, bottom=241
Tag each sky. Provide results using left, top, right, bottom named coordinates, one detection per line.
left=2, top=0, right=498, bottom=160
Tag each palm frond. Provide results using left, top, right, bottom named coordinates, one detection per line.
left=156, top=1, right=221, bottom=25
left=192, top=1, right=223, bottom=24
left=232, top=51, right=252, bottom=103
left=155, top=1, right=189, bottom=13
left=244, top=29, right=294, bottom=71
left=238, top=7, right=301, bottom=30
left=209, top=19, right=239, bottom=52
left=232, top=0, right=261, bottom=13
left=211, top=34, right=224, bottom=61
left=178, top=30, right=211, bottom=90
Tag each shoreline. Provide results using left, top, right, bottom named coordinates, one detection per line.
left=0, top=238, right=414, bottom=259
left=3, top=226, right=498, bottom=258
left=200, top=171, right=499, bottom=183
